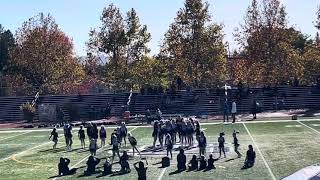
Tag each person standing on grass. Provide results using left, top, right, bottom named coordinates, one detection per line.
left=128, top=133, right=141, bottom=157
left=231, top=101, right=237, bottom=123
left=251, top=100, right=258, bottom=120
left=63, top=124, right=69, bottom=149
left=195, top=120, right=201, bottom=142
left=218, top=132, right=226, bottom=158
left=120, top=122, right=128, bottom=146
left=233, top=130, right=241, bottom=158
left=86, top=122, right=93, bottom=141
left=198, top=131, right=207, bottom=156
left=78, top=125, right=85, bottom=149
left=181, top=120, right=187, bottom=146
left=58, top=157, right=77, bottom=176
left=89, top=138, right=98, bottom=156
left=92, top=123, right=99, bottom=141
left=186, top=120, right=194, bottom=146
left=171, top=119, right=177, bottom=144
left=99, top=125, right=107, bottom=147
left=165, top=134, right=173, bottom=159
left=159, top=121, right=165, bottom=148
left=111, top=134, right=121, bottom=162
left=49, top=127, right=58, bottom=149
left=134, top=159, right=148, bottom=180
left=177, top=149, right=186, bottom=171
left=152, top=121, right=159, bottom=149
left=66, top=124, right=73, bottom=151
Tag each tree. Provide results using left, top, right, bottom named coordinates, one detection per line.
left=160, top=0, right=227, bottom=88
left=235, top=0, right=304, bottom=86
left=0, top=25, right=15, bottom=74
left=88, top=4, right=151, bottom=90
left=7, top=13, right=84, bottom=95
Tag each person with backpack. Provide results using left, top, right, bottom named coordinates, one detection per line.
left=99, top=125, right=107, bottom=147
left=128, top=133, right=141, bottom=157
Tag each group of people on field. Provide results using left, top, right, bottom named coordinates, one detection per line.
left=52, top=117, right=256, bottom=179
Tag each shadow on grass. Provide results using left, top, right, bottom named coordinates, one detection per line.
left=39, top=148, right=65, bottom=153
left=169, top=169, right=186, bottom=175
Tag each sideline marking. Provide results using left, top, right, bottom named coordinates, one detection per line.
left=298, top=121, right=320, bottom=135
left=157, top=167, right=167, bottom=180
left=53, top=127, right=139, bottom=180
left=0, top=131, right=31, bottom=141
left=243, top=123, right=276, bottom=180
left=0, top=141, right=52, bottom=162
left=1, top=118, right=320, bottom=133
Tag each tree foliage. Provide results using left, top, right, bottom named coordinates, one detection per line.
left=235, top=0, right=306, bottom=86
left=0, top=25, right=15, bottom=74
left=6, top=13, right=84, bottom=95
left=88, top=4, right=151, bottom=90
left=160, top=0, right=227, bottom=88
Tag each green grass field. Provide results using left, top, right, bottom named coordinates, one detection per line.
left=1, top=120, right=320, bottom=180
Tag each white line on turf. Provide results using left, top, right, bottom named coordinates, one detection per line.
left=243, top=123, right=276, bottom=180
left=0, top=141, right=52, bottom=162
left=1, top=118, right=320, bottom=133
left=0, top=131, right=31, bottom=141
left=53, top=126, right=139, bottom=180
left=297, top=121, right=320, bottom=135
left=157, top=167, right=167, bottom=180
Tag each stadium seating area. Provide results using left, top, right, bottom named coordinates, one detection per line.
left=1, top=86, right=320, bottom=122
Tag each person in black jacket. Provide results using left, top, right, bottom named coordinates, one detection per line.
left=128, top=133, right=140, bottom=157
left=207, top=154, right=216, bottom=170
left=78, top=125, right=85, bottom=149
left=198, top=155, right=207, bottom=170
left=134, top=159, right=148, bottom=180
left=49, top=127, right=58, bottom=149
left=99, top=125, right=107, bottom=147
left=233, top=130, right=241, bottom=158
left=120, top=151, right=130, bottom=173
left=84, top=155, right=101, bottom=175
left=58, top=157, right=76, bottom=176
left=103, top=158, right=112, bottom=175
left=242, top=145, right=256, bottom=169
left=177, top=149, right=186, bottom=171
left=188, top=155, right=198, bottom=171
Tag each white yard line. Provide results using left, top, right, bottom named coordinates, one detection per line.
left=53, top=126, right=139, bottom=180
left=0, top=118, right=320, bottom=133
left=157, top=167, right=167, bottom=180
left=0, top=141, right=51, bottom=162
left=297, top=121, right=320, bottom=135
left=243, top=123, right=276, bottom=180
left=0, top=131, right=31, bottom=141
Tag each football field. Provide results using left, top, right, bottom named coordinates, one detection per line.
left=1, top=119, right=320, bottom=180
